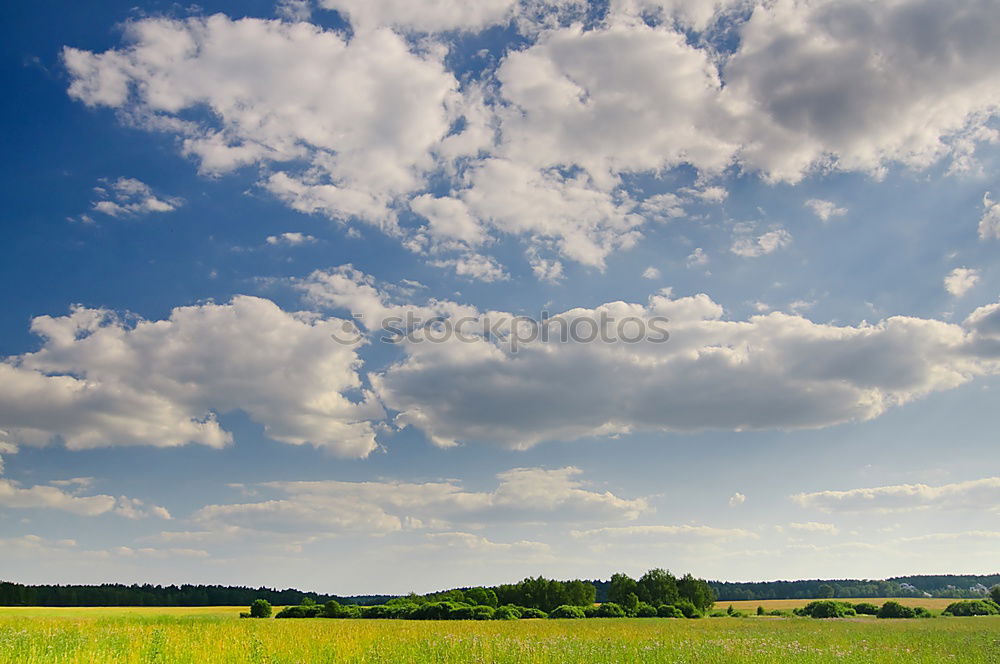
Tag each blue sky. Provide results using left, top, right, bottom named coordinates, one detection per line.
left=2, top=0, right=1000, bottom=594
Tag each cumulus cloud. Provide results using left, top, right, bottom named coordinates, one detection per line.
left=318, top=0, right=517, bottom=33
left=944, top=267, right=980, bottom=297
left=303, top=266, right=1000, bottom=450
left=64, top=16, right=469, bottom=226
left=0, top=478, right=169, bottom=519
left=266, top=232, right=316, bottom=246
left=729, top=492, right=746, bottom=507
left=793, top=476, right=1000, bottom=513
left=63, top=1, right=1000, bottom=275
left=191, top=466, right=649, bottom=539
left=642, top=266, right=661, bottom=280
left=0, top=296, right=381, bottom=457
left=730, top=228, right=792, bottom=257
left=805, top=199, right=847, bottom=222
left=979, top=193, right=1000, bottom=241
left=90, top=177, right=182, bottom=218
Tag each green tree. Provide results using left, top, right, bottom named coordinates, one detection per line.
left=991, top=585, right=1000, bottom=606
left=249, top=599, right=271, bottom=618
left=816, top=584, right=835, bottom=599
left=608, top=573, right=639, bottom=606
left=638, top=569, right=679, bottom=606
left=464, top=587, right=498, bottom=608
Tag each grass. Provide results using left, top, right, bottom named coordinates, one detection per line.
left=0, top=609, right=999, bottom=663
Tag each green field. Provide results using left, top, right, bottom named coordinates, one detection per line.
left=1, top=608, right=999, bottom=663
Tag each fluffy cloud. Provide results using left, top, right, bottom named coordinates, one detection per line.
left=191, top=466, right=649, bottom=539
left=730, top=228, right=792, bottom=257
left=722, top=0, right=1000, bottom=180
left=64, top=15, right=468, bottom=226
left=63, top=1, right=1000, bottom=276
left=642, top=266, right=661, bottom=280
left=319, top=0, right=517, bottom=33
left=729, top=492, right=746, bottom=507
left=944, top=267, right=980, bottom=297
left=0, top=296, right=381, bottom=457
left=979, top=193, right=1000, bottom=241
left=805, top=199, right=847, bottom=222
left=90, top=177, right=181, bottom=219
left=0, top=478, right=169, bottom=519
left=266, top=232, right=316, bottom=246
left=305, top=267, right=1000, bottom=449
left=793, top=476, right=1000, bottom=513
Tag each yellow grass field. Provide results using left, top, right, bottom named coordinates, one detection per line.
left=0, top=607, right=998, bottom=663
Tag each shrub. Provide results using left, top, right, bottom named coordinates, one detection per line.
left=676, top=599, right=701, bottom=618
left=942, top=600, right=1000, bottom=617
left=520, top=608, right=547, bottom=619
left=991, top=585, right=1000, bottom=607
left=801, top=601, right=855, bottom=619
left=275, top=605, right=320, bottom=619
left=913, top=607, right=933, bottom=619
left=470, top=605, right=495, bottom=620
left=412, top=601, right=460, bottom=620
left=852, top=602, right=879, bottom=615
left=549, top=605, right=586, bottom=619
left=493, top=606, right=519, bottom=620
left=238, top=612, right=250, bottom=619
left=636, top=602, right=658, bottom=617
left=596, top=602, right=626, bottom=618
left=657, top=604, right=684, bottom=618
left=583, top=605, right=600, bottom=618
left=249, top=599, right=272, bottom=619
left=756, top=605, right=765, bottom=616
left=878, top=601, right=916, bottom=619
left=447, top=605, right=475, bottom=620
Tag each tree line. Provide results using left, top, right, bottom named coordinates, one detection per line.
left=264, top=569, right=716, bottom=621
left=0, top=582, right=386, bottom=608
left=708, top=574, right=1000, bottom=601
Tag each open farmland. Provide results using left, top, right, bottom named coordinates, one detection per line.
left=1, top=610, right=999, bottom=664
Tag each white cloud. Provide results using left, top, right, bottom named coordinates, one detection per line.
left=305, top=266, right=1000, bottom=450
left=788, top=521, right=839, bottom=535
left=730, top=228, right=792, bottom=257
left=65, top=16, right=468, bottom=228
left=266, top=232, right=316, bottom=246
left=63, top=1, right=1000, bottom=277
left=686, top=247, right=708, bottom=267
left=318, top=0, right=517, bottom=33
left=793, top=476, right=1000, bottom=513
left=430, top=253, right=509, bottom=282
left=90, top=178, right=182, bottom=218
left=422, top=532, right=551, bottom=555
left=642, top=266, right=661, bottom=280
left=944, top=267, right=980, bottom=297
left=191, top=466, right=649, bottom=539
left=729, top=492, right=746, bottom=507
left=805, top=199, right=847, bottom=222
left=570, top=524, right=757, bottom=541
left=276, top=0, right=313, bottom=22
left=979, top=192, right=1000, bottom=241
left=722, top=0, right=1000, bottom=181
left=0, top=479, right=169, bottom=519
left=0, top=296, right=382, bottom=457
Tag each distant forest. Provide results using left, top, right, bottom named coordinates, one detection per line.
left=1, top=573, right=998, bottom=607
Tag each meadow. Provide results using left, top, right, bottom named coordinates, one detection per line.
left=1, top=607, right=998, bottom=663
